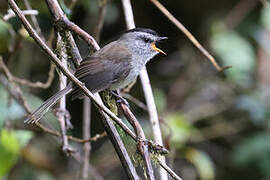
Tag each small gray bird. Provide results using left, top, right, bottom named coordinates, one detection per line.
left=25, top=28, right=167, bottom=123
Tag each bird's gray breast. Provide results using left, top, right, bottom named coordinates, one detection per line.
left=109, top=56, right=146, bottom=90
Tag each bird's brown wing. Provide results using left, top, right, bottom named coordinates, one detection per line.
left=71, top=46, right=132, bottom=100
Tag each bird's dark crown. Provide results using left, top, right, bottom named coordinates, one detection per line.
left=125, top=28, right=160, bottom=37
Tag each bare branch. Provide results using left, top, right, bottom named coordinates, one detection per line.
left=121, top=93, right=148, bottom=111
left=3, top=9, right=38, bottom=21
left=23, top=0, right=45, bottom=40
left=120, top=103, right=154, bottom=180
left=148, top=0, right=230, bottom=72
left=55, top=33, right=75, bottom=155
left=81, top=98, right=91, bottom=180
left=158, top=159, right=183, bottom=180
left=13, top=62, right=55, bottom=89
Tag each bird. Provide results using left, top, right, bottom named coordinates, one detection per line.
left=25, top=28, right=167, bottom=124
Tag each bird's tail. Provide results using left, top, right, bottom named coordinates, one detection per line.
left=24, top=83, right=73, bottom=124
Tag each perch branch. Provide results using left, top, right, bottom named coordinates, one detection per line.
left=120, top=103, right=154, bottom=180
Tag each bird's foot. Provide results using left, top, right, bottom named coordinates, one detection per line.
left=110, top=90, right=130, bottom=108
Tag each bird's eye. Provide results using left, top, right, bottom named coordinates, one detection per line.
left=142, top=37, right=151, bottom=43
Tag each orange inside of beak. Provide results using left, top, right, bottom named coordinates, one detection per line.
left=151, top=42, right=166, bottom=55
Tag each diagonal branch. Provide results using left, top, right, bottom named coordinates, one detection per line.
left=22, top=0, right=44, bottom=40
left=13, top=62, right=55, bottom=89
left=148, top=0, right=230, bottom=72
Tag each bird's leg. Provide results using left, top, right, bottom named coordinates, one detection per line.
left=110, top=90, right=130, bottom=108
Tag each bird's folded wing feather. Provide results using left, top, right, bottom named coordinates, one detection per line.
left=71, top=45, right=132, bottom=100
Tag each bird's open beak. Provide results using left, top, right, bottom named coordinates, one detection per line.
left=151, top=37, right=167, bottom=55
left=151, top=42, right=166, bottom=55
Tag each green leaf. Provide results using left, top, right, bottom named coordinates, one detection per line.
left=184, top=148, right=215, bottom=180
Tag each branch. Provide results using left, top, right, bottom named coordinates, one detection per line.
left=81, top=97, right=91, bottom=180
left=81, top=2, right=107, bottom=178
left=22, top=0, right=45, bottom=40
left=148, top=0, right=230, bottom=72
left=120, top=103, right=154, bottom=180
left=121, top=92, right=148, bottom=111
left=158, top=159, right=182, bottom=180
left=45, top=0, right=83, bottom=66
left=55, top=33, right=74, bottom=155
left=13, top=62, right=55, bottom=89
left=3, top=9, right=38, bottom=21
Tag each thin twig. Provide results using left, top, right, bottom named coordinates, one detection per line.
left=121, top=92, right=148, bottom=111
left=158, top=159, right=182, bottom=180
left=45, top=0, right=83, bottom=66
left=81, top=2, right=107, bottom=178
left=148, top=0, right=230, bottom=72
left=55, top=33, right=74, bottom=155
left=82, top=97, right=91, bottom=180
left=36, top=122, right=107, bottom=143
left=13, top=62, right=55, bottom=89
left=0, top=58, right=31, bottom=114
left=22, top=0, right=45, bottom=40
left=3, top=9, right=38, bottom=21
